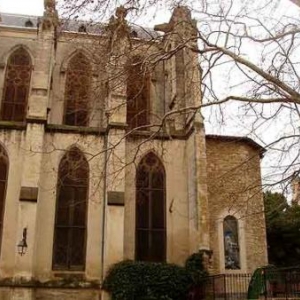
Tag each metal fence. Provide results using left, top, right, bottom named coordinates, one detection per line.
left=188, top=268, right=300, bottom=300
left=188, top=273, right=252, bottom=300
left=262, top=268, right=300, bottom=299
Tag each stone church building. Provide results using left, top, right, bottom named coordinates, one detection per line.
left=0, top=1, right=267, bottom=299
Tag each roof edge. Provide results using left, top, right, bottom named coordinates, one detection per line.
left=205, top=134, right=266, bottom=157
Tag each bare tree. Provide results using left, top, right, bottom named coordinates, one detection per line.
left=53, top=0, right=300, bottom=195
left=0, top=0, right=285, bottom=291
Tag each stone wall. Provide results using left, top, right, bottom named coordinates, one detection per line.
left=206, top=136, right=268, bottom=274
left=0, top=287, right=100, bottom=300
left=124, top=137, right=193, bottom=266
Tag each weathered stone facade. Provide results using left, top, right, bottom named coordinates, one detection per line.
left=206, top=136, right=268, bottom=274
left=0, top=3, right=267, bottom=299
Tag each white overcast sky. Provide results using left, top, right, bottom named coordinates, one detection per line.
left=0, top=0, right=43, bottom=15
left=0, top=0, right=171, bottom=26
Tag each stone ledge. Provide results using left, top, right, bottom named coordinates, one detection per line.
left=46, top=124, right=106, bottom=135
left=0, top=277, right=100, bottom=289
left=127, top=126, right=194, bottom=141
left=0, top=121, right=26, bottom=131
left=27, top=117, right=47, bottom=124
left=108, top=122, right=128, bottom=130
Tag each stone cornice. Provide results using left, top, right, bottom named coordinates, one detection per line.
left=46, top=124, right=106, bottom=135
left=0, top=121, right=26, bottom=131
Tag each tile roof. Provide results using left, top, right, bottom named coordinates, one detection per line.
left=0, top=13, right=39, bottom=28
left=206, top=134, right=266, bottom=157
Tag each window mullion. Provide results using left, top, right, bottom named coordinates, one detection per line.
left=67, top=185, right=75, bottom=269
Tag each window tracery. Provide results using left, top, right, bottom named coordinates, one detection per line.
left=1, top=48, right=32, bottom=122
left=64, top=53, right=91, bottom=126
left=53, top=147, right=88, bottom=270
left=126, top=57, right=150, bottom=130
left=136, top=152, right=166, bottom=262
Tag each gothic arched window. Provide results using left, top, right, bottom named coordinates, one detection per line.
left=53, top=147, right=89, bottom=270
left=223, top=216, right=240, bottom=270
left=64, top=53, right=91, bottom=127
left=126, top=57, right=150, bottom=130
left=0, top=146, right=8, bottom=255
left=1, top=48, right=32, bottom=121
left=136, top=152, right=166, bottom=262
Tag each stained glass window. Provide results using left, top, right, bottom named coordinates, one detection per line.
left=0, top=146, right=8, bottom=255
left=223, top=216, right=240, bottom=269
left=64, top=53, right=91, bottom=126
left=1, top=48, right=32, bottom=122
left=136, top=152, right=166, bottom=262
left=126, top=57, right=150, bottom=130
left=53, top=147, right=88, bottom=270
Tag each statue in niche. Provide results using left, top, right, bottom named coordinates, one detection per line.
left=224, top=217, right=240, bottom=270
left=224, top=231, right=240, bottom=270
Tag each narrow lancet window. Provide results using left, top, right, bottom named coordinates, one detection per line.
left=0, top=146, right=8, bottom=255
left=1, top=48, right=32, bottom=121
left=53, top=147, right=88, bottom=270
left=126, top=57, right=150, bottom=130
left=64, top=53, right=91, bottom=126
left=136, top=152, right=166, bottom=262
left=224, top=215, right=240, bottom=269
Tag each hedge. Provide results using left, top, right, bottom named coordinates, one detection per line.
left=102, top=252, right=208, bottom=300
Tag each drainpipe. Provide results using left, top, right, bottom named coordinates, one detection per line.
left=100, top=113, right=110, bottom=283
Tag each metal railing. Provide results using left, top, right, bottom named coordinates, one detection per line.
left=188, top=273, right=252, bottom=300
left=262, top=268, right=300, bottom=299
left=188, top=268, right=300, bottom=300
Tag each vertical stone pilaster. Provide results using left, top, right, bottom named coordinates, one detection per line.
left=105, top=6, right=130, bottom=125
left=15, top=2, right=57, bottom=285
left=103, top=6, right=130, bottom=277
left=16, top=124, right=44, bottom=279
left=194, top=123, right=210, bottom=251
left=27, top=15, right=56, bottom=121
left=169, top=7, right=211, bottom=254
left=158, top=6, right=211, bottom=256
left=103, top=129, right=126, bottom=275
left=159, top=6, right=200, bottom=132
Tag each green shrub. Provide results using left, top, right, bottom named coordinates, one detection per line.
left=103, top=252, right=209, bottom=300
left=102, top=260, right=192, bottom=300
left=185, top=252, right=209, bottom=284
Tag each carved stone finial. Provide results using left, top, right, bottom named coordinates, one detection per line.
left=107, top=6, right=128, bottom=30
left=44, top=0, right=56, bottom=12
left=115, top=6, right=127, bottom=21
left=172, top=6, right=192, bottom=21
left=41, top=0, right=58, bottom=31
left=106, top=6, right=130, bottom=46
